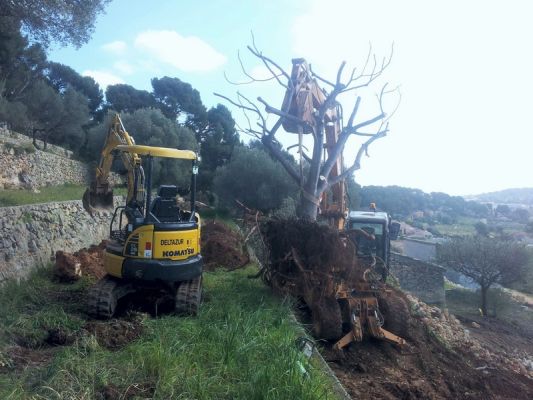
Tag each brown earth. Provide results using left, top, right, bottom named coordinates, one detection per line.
left=201, top=220, right=250, bottom=271
left=53, top=241, right=107, bottom=281
left=0, top=345, right=57, bottom=372
left=260, top=219, right=533, bottom=398
left=84, top=315, right=144, bottom=351
left=97, top=382, right=155, bottom=400
left=320, top=293, right=533, bottom=399
left=23, top=220, right=533, bottom=399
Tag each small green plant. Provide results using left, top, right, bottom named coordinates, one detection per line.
left=20, top=142, right=36, bottom=154
left=3, top=141, right=36, bottom=155
left=20, top=212, right=32, bottom=224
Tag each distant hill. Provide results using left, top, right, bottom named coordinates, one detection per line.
left=360, top=185, right=489, bottom=220
left=466, top=188, right=533, bottom=205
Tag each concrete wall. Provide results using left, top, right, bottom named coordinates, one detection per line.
left=397, top=238, right=437, bottom=262
left=0, top=198, right=122, bottom=284
left=390, top=252, right=446, bottom=305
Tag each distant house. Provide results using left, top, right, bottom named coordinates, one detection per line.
left=411, top=211, right=424, bottom=219
left=399, top=222, right=433, bottom=240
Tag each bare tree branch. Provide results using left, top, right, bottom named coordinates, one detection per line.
left=214, top=92, right=258, bottom=115
left=261, top=135, right=300, bottom=183
left=287, top=143, right=312, bottom=163
left=256, top=96, right=312, bottom=131
left=248, top=38, right=291, bottom=89
left=346, top=96, right=361, bottom=127
left=326, top=127, right=388, bottom=189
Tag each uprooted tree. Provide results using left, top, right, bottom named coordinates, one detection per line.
left=216, top=42, right=399, bottom=220
left=215, top=44, right=407, bottom=342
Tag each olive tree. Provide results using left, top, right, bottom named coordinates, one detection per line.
left=438, top=236, right=528, bottom=316
left=216, top=42, right=398, bottom=220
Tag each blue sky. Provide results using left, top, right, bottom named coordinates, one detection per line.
left=49, top=0, right=533, bottom=196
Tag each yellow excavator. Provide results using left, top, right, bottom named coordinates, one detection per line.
left=83, top=114, right=202, bottom=318
left=282, top=59, right=407, bottom=349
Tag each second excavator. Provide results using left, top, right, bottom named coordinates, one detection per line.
left=281, top=59, right=407, bottom=349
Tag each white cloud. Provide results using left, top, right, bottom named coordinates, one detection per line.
left=82, top=70, right=124, bottom=90
left=113, top=60, right=134, bottom=75
left=249, top=65, right=275, bottom=81
left=101, top=40, right=128, bottom=55
left=134, top=30, right=226, bottom=72
left=290, top=0, right=533, bottom=195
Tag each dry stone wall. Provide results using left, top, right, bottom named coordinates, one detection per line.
left=390, top=252, right=446, bottom=305
left=0, top=197, right=122, bottom=284
left=0, top=128, right=121, bottom=189
left=0, top=128, right=90, bottom=189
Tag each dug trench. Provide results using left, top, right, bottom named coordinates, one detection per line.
left=260, top=218, right=533, bottom=399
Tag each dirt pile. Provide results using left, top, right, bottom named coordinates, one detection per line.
left=201, top=220, right=249, bottom=271
left=409, top=294, right=533, bottom=379
left=324, top=295, right=533, bottom=399
left=84, top=315, right=144, bottom=350
left=53, top=241, right=107, bottom=281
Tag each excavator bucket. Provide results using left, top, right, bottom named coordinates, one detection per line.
left=82, top=184, right=114, bottom=213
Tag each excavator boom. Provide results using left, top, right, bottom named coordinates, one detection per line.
left=82, top=114, right=144, bottom=213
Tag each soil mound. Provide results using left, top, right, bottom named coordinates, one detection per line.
left=201, top=220, right=249, bottom=271
left=54, top=241, right=107, bottom=281
left=325, top=296, right=533, bottom=399
left=84, top=315, right=144, bottom=350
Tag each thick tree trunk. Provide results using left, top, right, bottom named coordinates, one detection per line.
left=298, top=192, right=318, bottom=220
left=480, top=285, right=489, bottom=317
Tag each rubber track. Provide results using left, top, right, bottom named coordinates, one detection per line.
left=87, top=276, right=119, bottom=319
left=175, top=275, right=202, bottom=316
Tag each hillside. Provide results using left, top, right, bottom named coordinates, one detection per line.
left=359, top=185, right=489, bottom=220
left=467, top=188, right=533, bottom=205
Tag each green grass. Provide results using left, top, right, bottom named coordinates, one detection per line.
left=199, top=209, right=238, bottom=228
left=446, top=287, right=533, bottom=332
left=3, top=142, right=36, bottom=156
left=433, top=216, right=478, bottom=236
left=0, top=185, right=128, bottom=207
left=0, top=266, right=338, bottom=399
left=0, top=268, right=90, bottom=350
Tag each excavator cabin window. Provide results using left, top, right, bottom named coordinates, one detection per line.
left=349, top=222, right=385, bottom=259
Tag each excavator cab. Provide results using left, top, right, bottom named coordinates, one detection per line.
left=346, top=210, right=400, bottom=282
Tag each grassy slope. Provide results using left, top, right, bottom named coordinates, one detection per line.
left=0, top=185, right=128, bottom=207
left=446, top=287, right=533, bottom=331
left=0, top=266, right=337, bottom=400
left=433, top=216, right=477, bottom=236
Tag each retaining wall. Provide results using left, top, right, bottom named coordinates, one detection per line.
left=0, top=128, right=121, bottom=189
left=390, top=252, right=446, bottom=305
left=0, top=198, right=122, bottom=284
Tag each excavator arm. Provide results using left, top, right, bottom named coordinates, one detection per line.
left=82, top=114, right=144, bottom=213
